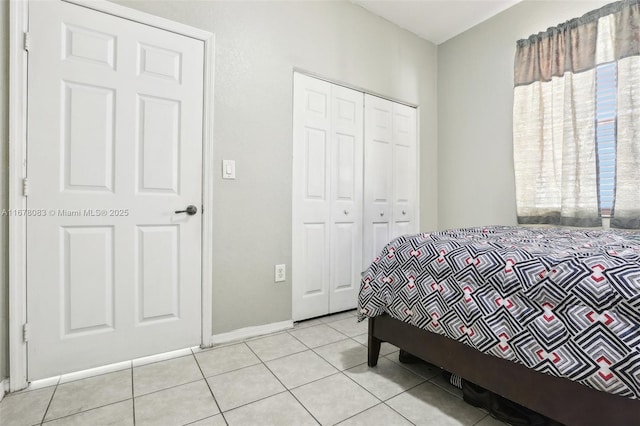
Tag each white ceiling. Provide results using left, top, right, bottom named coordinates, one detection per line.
left=353, top=0, right=522, bottom=45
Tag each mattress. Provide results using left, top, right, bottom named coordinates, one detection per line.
left=358, top=226, right=640, bottom=399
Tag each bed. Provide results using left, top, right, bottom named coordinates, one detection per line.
left=358, top=226, right=640, bottom=425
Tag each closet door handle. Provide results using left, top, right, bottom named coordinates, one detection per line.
left=402, top=210, right=406, bottom=215
left=344, top=210, right=349, bottom=215
left=380, top=212, right=385, bottom=217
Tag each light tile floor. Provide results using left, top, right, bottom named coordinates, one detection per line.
left=0, top=310, right=508, bottom=426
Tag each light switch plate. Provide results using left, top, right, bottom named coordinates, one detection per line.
left=222, top=160, right=236, bottom=179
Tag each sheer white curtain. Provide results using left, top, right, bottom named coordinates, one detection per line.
left=610, top=3, right=640, bottom=228
left=513, top=1, right=640, bottom=228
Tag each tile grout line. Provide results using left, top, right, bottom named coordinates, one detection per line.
left=286, top=391, right=322, bottom=426
left=322, top=318, right=368, bottom=337
left=427, top=376, right=464, bottom=400
left=337, top=367, right=385, bottom=403
left=334, top=401, right=417, bottom=426
left=36, top=398, right=134, bottom=425
left=334, top=354, right=436, bottom=423
left=218, top=389, right=293, bottom=417
left=130, top=363, right=136, bottom=426
left=244, top=332, right=309, bottom=363
left=133, top=376, right=213, bottom=400
left=472, top=413, right=493, bottom=426
left=306, top=336, right=372, bottom=374
left=190, top=349, right=226, bottom=423
left=38, top=376, right=61, bottom=425
left=286, top=326, right=352, bottom=350
left=243, top=341, right=323, bottom=425
left=321, top=370, right=387, bottom=425
left=382, top=378, right=475, bottom=426
left=182, top=414, right=229, bottom=426
left=381, top=400, right=420, bottom=426
left=385, top=357, right=447, bottom=387
left=36, top=367, right=134, bottom=424
left=244, top=366, right=384, bottom=425
left=250, top=330, right=355, bottom=394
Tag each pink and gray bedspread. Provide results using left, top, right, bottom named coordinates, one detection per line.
left=358, top=226, right=640, bottom=399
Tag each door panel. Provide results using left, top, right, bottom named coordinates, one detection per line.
left=137, top=96, right=180, bottom=193
left=63, top=226, right=115, bottom=335
left=364, top=95, right=417, bottom=265
left=64, top=24, right=116, bottom=67
left=329, top=85, right=363, bottom=314
left=293, top=74, right=363, bottom=320
left=364, top=95, right=393, bottom=266
left=372, top=223, right=391, bottom=261
left=27, top=0, right=204, bottom=379
left=305, top=129, right=328, bottom=199
left=136, top=226, right=180, bottom=323
left=335, top=134, right=355, bottom=200
left=333, top=223, right=355, bottom=290
left=293, top=74, right=332, bottom=320
left=303, top=224, right=327, bottom=296
left=64, top=82, right=115, bottom=191
left=138, top=43, right=182, bottom=82
left=392, top=103, right=417, bottom=239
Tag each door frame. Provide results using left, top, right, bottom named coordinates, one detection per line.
left=8, top=0, right=215, bottom=391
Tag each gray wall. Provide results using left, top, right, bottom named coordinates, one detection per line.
left=109, top=0, right=438, bottom=335
left=1, top=0, right=8, bottom=380
left=0, top=0, right=437, bottom=380
left=0, top=0, right=614, bottom=383
left=437, top=0, right=609, bottom=230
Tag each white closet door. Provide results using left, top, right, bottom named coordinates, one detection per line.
left=363, top=95, right=394, bottom=266
left=293, top=74, right=332, bottom=320
left=329, top=85, right=363, bottom=313
left=293, top=74, right=363, bottom=320
left=392, top=103, right=417, bottom=239
left=364, top=95, right=418, bottom=267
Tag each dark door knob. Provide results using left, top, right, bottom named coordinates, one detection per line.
left=175, top=205, right=198, bottom=215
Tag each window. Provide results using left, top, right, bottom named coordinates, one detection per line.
left=514, top=2, right=640, bottom=228
left=595, top=62, right=617, bottom=217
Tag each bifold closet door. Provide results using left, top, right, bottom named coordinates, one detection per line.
left=292, top=73, right=363, bottom=321
left=363, top=95, right=417, bottom=267
left=329, top=84, right=364, bottom=314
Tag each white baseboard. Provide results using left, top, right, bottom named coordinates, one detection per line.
left=0, top=379, right=9, bottom=402
left=210, top=320, right=294, bottom=345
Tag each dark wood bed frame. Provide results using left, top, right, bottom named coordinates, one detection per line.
left=367, top=314, right=640, bottom=426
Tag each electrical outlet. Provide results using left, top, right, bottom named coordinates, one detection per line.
left=275, top=264, right=286, bottom=282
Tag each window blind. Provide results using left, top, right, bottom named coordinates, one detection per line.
left=595, top=62, right=617, bottom=216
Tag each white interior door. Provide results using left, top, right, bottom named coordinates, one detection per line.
left=329, top=85, right=363, bottom=313
left=26, top=0, right=205, bottom=379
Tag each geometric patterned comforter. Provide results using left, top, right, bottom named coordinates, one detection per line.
left=357, top=226, right=640, bottom=399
